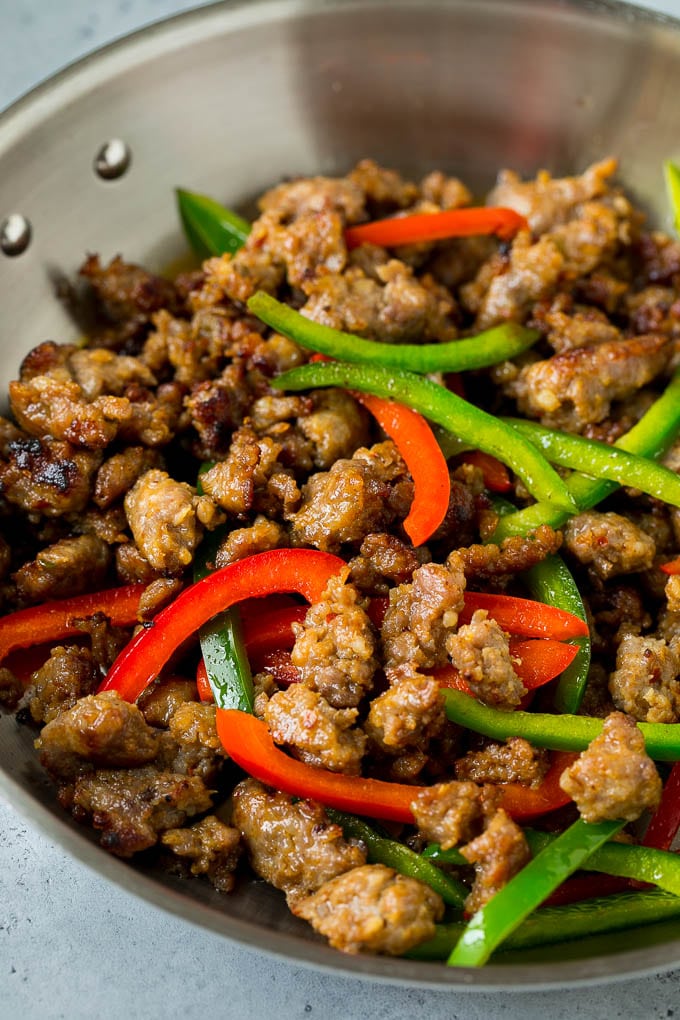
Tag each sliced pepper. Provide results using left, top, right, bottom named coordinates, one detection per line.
left=442, top=689, right=680, bottom=762
left=273, top=360, right=577, bottom=512
left=644, top=762, right=680, bottom=851
left=344, top=206, right=528, bottom=248
left=447, top=817, right=624, bottom=966
left=352, top=391, right=449, bottom=546
left=524, top=555, right=591, bottom=714
left=503, top=416, right=680, bottom=509
left=216, top=709, right=574, bottom=822
left=408, top=889, right=680, bottom=961
left=216, top=708, right=426, bottom=822
left=494, top=368, right=680, bottom=540
left=176, top=188, right=250, bottom=258
left=327, top=809, right=468, bottom=908
left=193, top=506, right=254, bottom=713
left=660, top=557, right=680, bottom=576
left=459, top=591, right=588, bottom=640
left=434, top=639, right=579, bottom=694
left=248, top=290, right=538, bottom=374
left=524, top=828, right=680, bottom=897
left=0, top=585, right=145, bottom=665
left=99, top=549, right=345, bottom=704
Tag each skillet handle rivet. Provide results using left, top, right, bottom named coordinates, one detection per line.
left=94, top=139, right=131, bottom=180
left=0, top=214, right=31, bottom=256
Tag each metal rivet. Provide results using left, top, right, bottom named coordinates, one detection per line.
left=94, top=139, right=131, bottom=180
left=0, top=214, right=32, bottom=256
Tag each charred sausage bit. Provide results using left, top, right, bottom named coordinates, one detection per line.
left=70, top=766, right=212, bottom=857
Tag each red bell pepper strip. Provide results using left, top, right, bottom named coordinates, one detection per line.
left=195, top=659, right=212, bottom=702
left=352, top=391, right=450, bottom=546
left=459, top=591, right=589, bottom=640
left=217, top=708, right=425, bottom=822
left=660, top=556, right=680, bottom=576
left=344, top=206, right=528, bottom=249
left=99, top=550, right=345, bottom=703
left=216, top=709, right=575, bottom=823
left=0, top=585, right=145, bottom=665
left=644, top=762, right=680, bottom=851
left=458, top=450, right=512, bottom=493
left=370, top=593, right=586, bottom=640
left=434, top=639, right=579, bottom=694
left=542, top=873, right=632, bottom=908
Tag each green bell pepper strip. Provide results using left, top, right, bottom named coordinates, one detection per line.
left=524, top=556, right=590, bottom=714
left=501, top=417, right=680, bottom=508
left=490, top=496, right=591, bottom=714
left=494, top=369, right=680, bottom=540
left=272, top=361, right=577, bottom=513
left=194, top=471, right=254, bottom=714
left=247, top=290, right=539, bottom=374
left=326, top=809, right=468, bottom=909
left=176, top=188, right=251, bottom=259
left=665, top=160, right=680, bottom=235
left=424, top=830, right=680, bottom=898
left=446, top=817, right=624, bottom=967
left=441, top=689, right=680, bottom=761
left=407, top=889, right=680, bottom=961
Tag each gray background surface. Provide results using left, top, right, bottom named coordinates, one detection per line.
left=1, top=1, right=680, bottom=1017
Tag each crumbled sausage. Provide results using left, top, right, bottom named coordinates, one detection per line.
left=446, top=610, right=526, bottom=709
left=20, top=646, right=99, bottom=725
left=381, top=558, right=466, bottom=671
left=411, top=781, right=497, bottom=850
left=14, top=534, right=111, bottom=603
left=563, top=511, right=656, bottom=579
left=37, top=691, right=160, bottom=782
left=161, top=815, right=242, bottom=892
left=264, top=685, right=366, bottom=774
left=559, top=711, right=662, bottom=822
left=292, top=864, right=443, bottom=955
left=609, top=634, right=680, bottom=723
left=231, top=778, right=366, bottom=905
left=125, top=469, right=219, bottom=573
left=455, top=738, right=549, bottom=788
left=513, top=335, right=671, bottom=431
left=364, top=664, right=445, bottom=754
left=460, top=808, right=531, bottom=914
left=290, top=442, right=406, bottom=552
left=290, top=572, right=377, bottom=708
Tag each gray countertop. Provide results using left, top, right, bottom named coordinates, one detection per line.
left=1, top=2, right=680, bottom=1017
